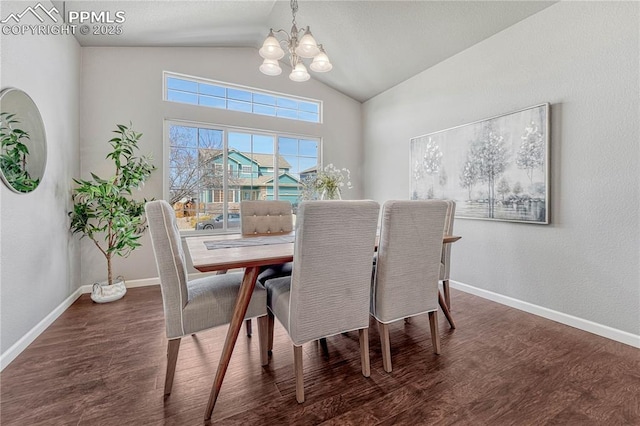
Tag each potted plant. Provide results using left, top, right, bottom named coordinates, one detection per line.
left=300, top=163, right=353, bottom=200
left=69, top=124, right=155, bottom=303
left=0, top=112, right=40, bottom=192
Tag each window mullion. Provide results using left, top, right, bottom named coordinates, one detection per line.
left=274, top=133, right=279, bottom=200
left=223, top=129, right=228, bottom=230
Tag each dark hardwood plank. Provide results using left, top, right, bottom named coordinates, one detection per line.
left=1, top=286, right=638, bottom=425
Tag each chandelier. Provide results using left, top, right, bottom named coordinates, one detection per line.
left=258, top=0, right=332, bottom=82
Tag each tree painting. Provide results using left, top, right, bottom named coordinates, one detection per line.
left=464, top=122, right=508, bottom=218
left=410, top=103, right=549, bottom=223
left=516, top=121, right=545, bottom=186
left=438, top=166, right=448, bottom=197
left=497, top=177, right=510, bottom=202
left=413, top=137, right=442, bottom=198
left=459, top=156, right=478, bottom=201
left=512, top=181, right=523, bottom=197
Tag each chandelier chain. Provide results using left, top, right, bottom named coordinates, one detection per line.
left=290, top=0, right=298, bottom=26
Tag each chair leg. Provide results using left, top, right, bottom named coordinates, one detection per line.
left=294, top=345, right=304, bottom=403
left=267, top=310, right=274, bottom=355
left=443, top=279, right=451, bottom=309
left=359, top=328, right=371, bottom=377
left=164, top=338, right=181, bottom=396
left=428, top=311, right=441, bottom=355
left=438, top=291, right=456, bottom=329
left=319, top=338, right=329, bottom=357
left=378, top=321, right=392, bottom=373
left=257, top=315, right=269, bottom=366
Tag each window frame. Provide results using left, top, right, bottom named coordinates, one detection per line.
left=163, top=71, right=323, bottom=124
left=164, top=118, right=323, bottom=236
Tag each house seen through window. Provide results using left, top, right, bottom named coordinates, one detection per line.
left=168, top=123, right=319, bottom=232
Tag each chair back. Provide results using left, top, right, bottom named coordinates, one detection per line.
left=241, top=200, right=293, bottom=235
left=288, top=200, right=380, bottom=345
left=372, top=200, right=448, bottom=323
left=145, top=200, right=189, bottom=338
left=440, top=200, right=456, bottom=280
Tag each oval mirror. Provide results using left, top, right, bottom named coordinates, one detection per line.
left=0, top=88, right=47, bottom=193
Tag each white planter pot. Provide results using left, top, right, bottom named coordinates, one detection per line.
left=91, top=277, right=127, bottom=303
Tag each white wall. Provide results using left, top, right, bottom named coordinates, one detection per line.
left=80, top=47, right=362, bottom=285
left=0, top=3, right=81, bottom=356
left=363, top=2, right=639, bottom=336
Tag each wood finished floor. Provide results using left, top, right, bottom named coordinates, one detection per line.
left=1, top=286, right=638, bottom=425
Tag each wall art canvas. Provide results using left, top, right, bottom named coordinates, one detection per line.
left=410, top=103, right=549, bottom=224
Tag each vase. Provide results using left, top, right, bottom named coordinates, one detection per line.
left=90, top=276, right=127, bottom=303
left=320, top=188, right=341, bottom=200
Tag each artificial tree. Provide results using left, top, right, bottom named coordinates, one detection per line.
left=69, top=124, right=155, bottom=285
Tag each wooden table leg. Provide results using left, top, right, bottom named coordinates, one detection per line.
left=205, top=266, right=260, bottom=420
left=438, top=291, right=456, bottom=329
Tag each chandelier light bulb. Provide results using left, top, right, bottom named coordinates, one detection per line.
left=295, top=27, right=320, bottom=58
left=289, top=61, right=310, bottom=82
left=259, top=31, right=285, bottom=60
left=259, top=58, right=283, bottom=76
left=310, top=47, right=332, bottom=73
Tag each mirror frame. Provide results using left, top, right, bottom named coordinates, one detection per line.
left=0, top=87, right=47, bottom=193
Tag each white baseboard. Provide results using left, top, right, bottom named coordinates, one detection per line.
left=78, top=273, right=218, bottom=293
left=0, top=286, right=84, bottom=371
left=79, top=276, right=161, bottom=293
left=2, top=273, right=220, bottom=370
left=450, top=280, right=640, bottom=349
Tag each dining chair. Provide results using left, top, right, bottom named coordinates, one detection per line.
left=264, top=200, right=380, bottom=403
left=144, top=200, right=269, bottom=396
left=240, top=200, right=294, bottom=235
left=441, top=200, right=456, bottom=309
left=240, top=200, right=294, bottom=336
left=371, top=200, right=448, bottom=373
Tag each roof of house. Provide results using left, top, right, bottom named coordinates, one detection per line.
left=228, top=150, right=292, bottom=169
left=234, top=172, right=300, bottom=187
left=202, top=149, right=292, bottom=169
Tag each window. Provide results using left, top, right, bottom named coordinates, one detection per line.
left=165, top=73, right=322, bottom=123
left=167, top=121, right=320, bottom=232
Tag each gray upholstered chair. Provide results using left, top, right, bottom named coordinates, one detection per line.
left=371, top=200, right=448, bottom=373
left=440, top=200, right=456, bottom=309
left=144, top=200, right=269, bottom=396
left=265, top=200, right=380, bottom=403
left=240, top=200, right=294, bottom=235
left=239, top=200, right=294, bottom=336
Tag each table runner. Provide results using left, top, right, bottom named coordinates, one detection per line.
left=204, top=234, right=295, bottom=250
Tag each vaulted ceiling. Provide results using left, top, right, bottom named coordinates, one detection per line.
left=58, top=1, right=555, bottom=102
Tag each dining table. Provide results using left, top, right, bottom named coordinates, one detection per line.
left=186, top=231, right=461, bottom=420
